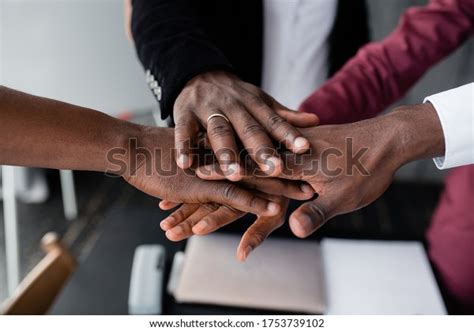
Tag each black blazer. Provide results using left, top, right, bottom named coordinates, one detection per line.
left=131, top=0, right=369, bottom=120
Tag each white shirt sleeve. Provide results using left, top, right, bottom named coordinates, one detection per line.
left=424, top=83, right=474, bottom=170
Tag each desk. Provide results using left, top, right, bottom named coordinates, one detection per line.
left=49, top=207, right=283, bottom=314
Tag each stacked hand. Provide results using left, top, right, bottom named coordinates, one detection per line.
left=120, top=127, right=314, bottom=216
left=173, top=71, right=319, bottom=178
left=0, top=83, right=444, bottom=262
left=152, top=71, right=321, bottom=260
left=0, top=85, right=315, bottom=223
left=159, top=104, right=444, bottom=260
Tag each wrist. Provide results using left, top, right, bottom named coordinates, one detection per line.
left=184, top=70, right=239, bottom=89
left=385, top=103, right=445, bottom=167
left=105, top=121, right=162, bottom=178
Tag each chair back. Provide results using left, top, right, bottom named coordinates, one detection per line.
left=1, top=232, right=76, bottom=315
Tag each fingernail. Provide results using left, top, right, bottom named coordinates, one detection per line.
left=226, top=163, right=242, bottom=181
left=244, top=246, right=253, bottom=260
left=160, top=220, right=168, bottom=230
left=297, top=214, right=315, bottom=233
left=293, top=137, right=309, bottom=150
left=203, top=164, right=215, bottom=172
left=177, top=154, right=189, bottom=168
left=220, top=152, right=232, bottom=161
left=267, top=202, right=280, bottom=215
left=300, top=184, right=313, bottom=193
left=263, top=156, right=282, bottom=175
left=167, top=226, right=183, bottom=237
left=160, top=217, right=173, bottom=230
left=193, top=220, right=210, bottom=234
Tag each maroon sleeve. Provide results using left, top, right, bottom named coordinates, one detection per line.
left=300, top=0, right=474, bottom=125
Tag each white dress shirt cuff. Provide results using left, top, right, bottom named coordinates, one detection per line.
left=424, top=83, right=474, bottom=170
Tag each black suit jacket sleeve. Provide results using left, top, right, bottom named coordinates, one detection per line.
left=131, top=0, right=235, bottom=119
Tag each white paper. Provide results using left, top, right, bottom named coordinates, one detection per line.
left=321, top=239, right=446, bottom=315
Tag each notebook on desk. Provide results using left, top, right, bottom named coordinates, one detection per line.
left=169, top=234, right=446, bottom=314
left=170, top=234, right=326, bottom=314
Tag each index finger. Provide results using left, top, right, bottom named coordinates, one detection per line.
left=205, top=111, right=243, bottom=181
left=236, top=197, right=289, bottom=261
left=225, top=105, right=283, bottom=176
left=195, top=164, right=315, bottom=201
left=196, top=180, right=281, bottom=217
left=247, top=101, right=311, bottom=153
left=174, top=114, right=200, bottom=169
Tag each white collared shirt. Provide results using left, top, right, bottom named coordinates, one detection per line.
left=425, top=83, right=474, bottom=169
left=262, top=0, right=337, bottom=110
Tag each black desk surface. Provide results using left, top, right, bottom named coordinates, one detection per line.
left=49, top=207, right=284, bottom=315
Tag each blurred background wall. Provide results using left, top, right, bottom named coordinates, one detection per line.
left=0, top=0, right=155, bottom=116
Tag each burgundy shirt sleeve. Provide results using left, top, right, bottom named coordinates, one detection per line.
left=299, top=0, right=474, bottom=125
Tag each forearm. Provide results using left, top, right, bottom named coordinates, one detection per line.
left=280, top=103, right=445, bottom=180
left=282, top=104, right=447, bottom=238
left=0, top=86, right=142, bottom=173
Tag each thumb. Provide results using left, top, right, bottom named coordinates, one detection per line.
left=265, top=92, right=320, bottom=127
left=289, top=195, right=336, bottom=238
left=276, top=108, right=320, bottom=128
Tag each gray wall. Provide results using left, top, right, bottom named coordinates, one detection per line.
left=0, top=0, right=155, bottom=116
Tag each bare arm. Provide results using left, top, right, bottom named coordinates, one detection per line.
left=0, top=86, right=283, bottom=216
left=0, top=86, right=137, bottom=172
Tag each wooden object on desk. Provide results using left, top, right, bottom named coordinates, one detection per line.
left=1, top=232, right=77, bottom=315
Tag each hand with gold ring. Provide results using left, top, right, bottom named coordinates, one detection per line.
left=173, top=70, right=320, bottom=180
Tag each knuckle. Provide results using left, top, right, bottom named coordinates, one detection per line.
left=174, top=93, right=190, bottom=110
left=221, top=204, right=241, bottom=215
left=193, top=81, right=214, bottom=96
left=202, top=215, right=218, bottom=229
left=248, top=195, right=265, bottom=210
left=267, top=114, right=286, bottom=130
left=307, top=202, right=328, bottom=224
left=179, top=222, right=193, bottom=236
left=175, top=120, right=193, bottom=137
left=202, top=203, right=220, bottom=212
left=209, top=123, right=233, bottom=139
left=243, top=123, right=264, bottom=137
left=172, top=209, right=187, bottom=222
left=250, top=229, right=268, bottom=244
left=221, top=184, right=240, bottom=202
left=222, top=96, right=239, bottom=108
left=247, top=95, right=266, bottom=108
